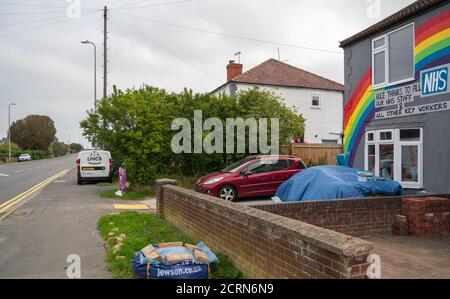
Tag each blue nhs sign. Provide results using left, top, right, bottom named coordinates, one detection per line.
left=421, top=64, right=450, bottom=97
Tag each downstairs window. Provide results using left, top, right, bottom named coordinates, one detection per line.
left=365, top=128, right=422, bottom=188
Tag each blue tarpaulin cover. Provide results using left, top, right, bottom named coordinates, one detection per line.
left=275, top=166, right=403, bottom=202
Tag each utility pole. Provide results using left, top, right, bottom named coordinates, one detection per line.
left=103, top=6, right=108, bottom=99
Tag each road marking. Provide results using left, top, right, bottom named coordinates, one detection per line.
left=0, top=173, right=9, bottom=177
left=0, top=168, right=70, bottom=214
left=15, top=170, right=24, bottom=174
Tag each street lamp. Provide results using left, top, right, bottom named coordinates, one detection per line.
left=8, top=103, right=16, bottom=163
left=81, top=40, right=97, bottom=111
left=81, top=40, right=97, bottom=149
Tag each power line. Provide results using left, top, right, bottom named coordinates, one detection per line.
left=111, top=14, right=165, bottom=87
left=113, top=0, right=194, bottom=10
left=0, top=1, right=98, bottom=10
left=117, top=11, right=343, bottom=55
left=114, top=13, right=221, bottom=82
left=0, top=15, right=68, bottom=28
left=0, top=16, right=69, bottom=38
left=0, top=10, right=101, bottom=39
left=108, top=17, right=134, bottom=87
left=110, top=16, right=144, bottom=87
left=112, top=0, right=193, bottom=10
left=0, top=10, right=67, bottom=15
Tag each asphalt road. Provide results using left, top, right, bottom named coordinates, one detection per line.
left=0, top=154, right=76, bottom=206
left=0, top=168, right=113, bottom=278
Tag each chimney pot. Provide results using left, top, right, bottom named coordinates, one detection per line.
left=226, top=60, right=243, bottom=82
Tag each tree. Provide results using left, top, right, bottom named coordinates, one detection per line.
left=80, top=85, right=305, bottom=185
left=53, top=141, right=69, bottom=157
left=10, top=115, right=56, bottom=150
left=69, top=143, right=83, bottom=153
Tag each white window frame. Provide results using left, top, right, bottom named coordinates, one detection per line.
left=364, top=128, right=423, bottom=189
left=310, top=94, right=321, bottom=108
left=372, top=23, right=415, bottom=90
left=365, top=132, right=377, bottom=174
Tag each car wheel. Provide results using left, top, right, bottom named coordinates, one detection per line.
left=77, top=175, right=82, bottom=185
left=218, top=185, right=237, bottom=202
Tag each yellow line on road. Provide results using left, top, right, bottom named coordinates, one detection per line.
left=0, top=168, right=70, bottom=214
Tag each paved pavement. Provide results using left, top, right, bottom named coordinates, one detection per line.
left=0, top=168, right=115, bottom=278
left=365, top=235, right=450, bottom=279
left=0, top=155, right=77, bottom=206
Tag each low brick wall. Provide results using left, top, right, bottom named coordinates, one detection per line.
left=156, top=179, right=373, bottom=279
left=394, top=197, right=450, bottom=236
left=252, top=197, right=402, bottom=236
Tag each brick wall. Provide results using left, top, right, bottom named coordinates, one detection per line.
left=156, top=179, right=373, bottom=279
left=394, top=197, right=450, bottom=236
left=252, top=197, right=403, bottom=236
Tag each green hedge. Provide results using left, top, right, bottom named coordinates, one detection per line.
left=81, top=86, right=305, bottom=185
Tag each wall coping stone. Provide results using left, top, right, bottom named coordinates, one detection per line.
left=162, top=184, right=373, bottom=257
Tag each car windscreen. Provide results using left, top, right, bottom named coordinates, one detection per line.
left=221, top=156, right=255, bottom=173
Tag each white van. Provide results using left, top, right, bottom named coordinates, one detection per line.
left=76, top=150, right=113, bottom=185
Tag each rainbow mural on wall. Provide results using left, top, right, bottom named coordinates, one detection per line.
left=343, top=8, right=450, bottom=167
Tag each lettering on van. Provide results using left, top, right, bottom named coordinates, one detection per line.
left=87, top=152, right=102, bottom=165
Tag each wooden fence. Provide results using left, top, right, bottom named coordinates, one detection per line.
left=280, top=144, right=343, bottom=166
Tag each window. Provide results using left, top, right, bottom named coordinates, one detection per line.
left=380, top=130, right=393, bottom=141
left=372, top=23, right=415, bottom=88
left=246, top=161, right=268, bottom=174
left=266, top=159, right=289, bottom=172
left=322, top=139, right=338, bottom=144
left=229, top=84, right=237, bottom=97
left=365, top=128, right=422, bottom=188
left=311, top=95, right=321, bottom=108
left=297, top=161, right=307, bottom=170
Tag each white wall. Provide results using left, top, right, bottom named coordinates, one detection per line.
left=214, top=83, right=344, bottom=144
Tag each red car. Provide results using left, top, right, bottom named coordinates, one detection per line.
left=195, top=155, right=307, bottom=201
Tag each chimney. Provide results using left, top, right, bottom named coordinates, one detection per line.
left=227, top=60, right=243, bottom=82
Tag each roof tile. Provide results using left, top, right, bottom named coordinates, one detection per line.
left=230, top=58, right=344, bottom=91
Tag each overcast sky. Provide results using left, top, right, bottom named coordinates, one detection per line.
left=0, top=0, right=415, bottom=147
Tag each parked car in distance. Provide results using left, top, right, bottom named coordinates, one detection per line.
left=76, top=150, right=113, bottom=185
left=195, top=155, right=307, bottom=201
left=18, top=153, right=31, bottom=162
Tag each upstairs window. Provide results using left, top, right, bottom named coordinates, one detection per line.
left=311, top=95, right=321, bottom=108
left=372, top=23, right=415, bottom=89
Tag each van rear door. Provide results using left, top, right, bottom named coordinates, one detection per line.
left=79, top=151, right=110, bottom=178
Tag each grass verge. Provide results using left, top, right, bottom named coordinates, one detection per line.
left=99, top=186, right=155, bottom=200
left=98, top=211, right=243, bottom=279
left=98, top=175, right=197, bottom=200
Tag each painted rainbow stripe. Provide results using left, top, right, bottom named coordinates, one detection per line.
left=343, top=8, right=450, bottom=167
left=415, top=8, right=450, bottom=73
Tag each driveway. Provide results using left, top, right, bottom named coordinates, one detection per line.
left=0, top=168, right=115, bottom=278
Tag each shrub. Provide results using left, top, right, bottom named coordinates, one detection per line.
left=81, top=86, right=305, bottom=185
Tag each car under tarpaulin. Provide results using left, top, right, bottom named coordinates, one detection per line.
left=275, top=166, right=403, bottom=202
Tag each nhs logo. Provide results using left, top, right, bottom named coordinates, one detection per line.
left=420, top=64, right=449, bottom=97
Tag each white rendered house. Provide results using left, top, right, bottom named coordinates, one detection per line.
left=212, top=58, right=344, bottom=144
